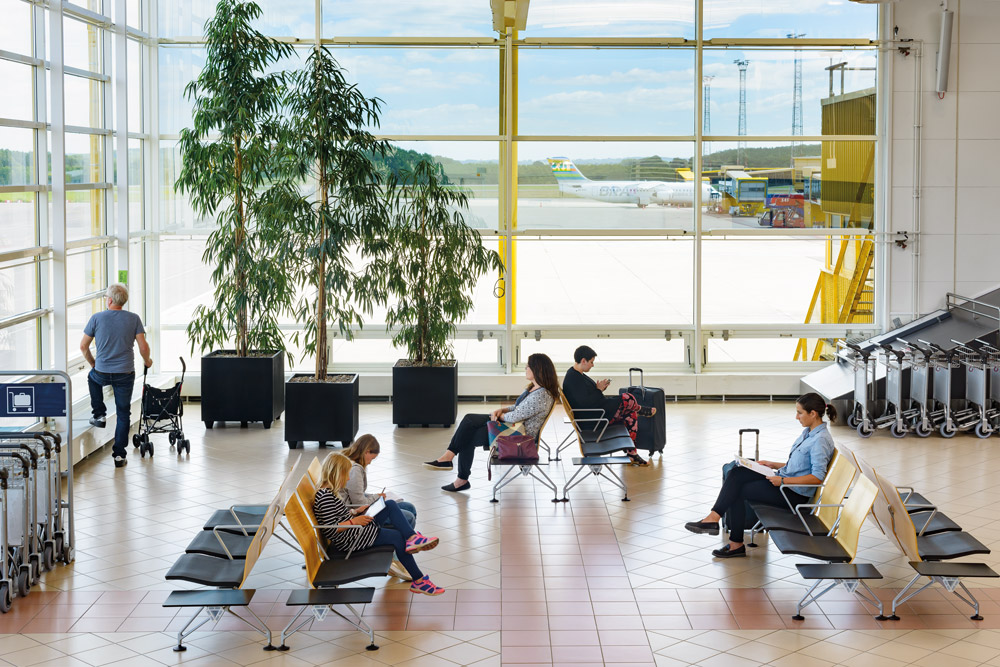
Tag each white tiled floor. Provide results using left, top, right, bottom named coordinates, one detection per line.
left=3, top=400, right=1000, bottom=665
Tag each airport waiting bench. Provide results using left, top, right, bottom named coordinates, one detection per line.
left=487, top=400, right=561, bottom=503
left=557, top=389, right=634, bottom=502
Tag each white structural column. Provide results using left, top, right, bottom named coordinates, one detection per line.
left=50, top=0, right=69, bottom=373
left=692, top=2, right=703, bottom=372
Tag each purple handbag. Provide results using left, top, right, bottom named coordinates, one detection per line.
left=496, top=433, right=539, bottom=461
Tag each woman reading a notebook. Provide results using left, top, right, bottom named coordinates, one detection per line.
left=683, top=393, right=836, bottom=559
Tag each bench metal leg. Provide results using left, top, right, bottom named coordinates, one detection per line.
left=527, top=466, right=561, bottom=503
left=602, top=464, right=630, bottom=502
left=490, top=466, right=518, bottom=503
left=553, top=433, right=576, bottom=461
left=792, top=579, right=886, bottom=621
left=561, top=463, right=629, bottom=502
left=748, top=520, right=763, bottom=548
left=951, top=579, right=983, bottom=620
left=890, top=572, right=934, bottom=620
left=280, top=601, right=378, bottom=652
left=891, top=574, right=984, bottom=621
left=560, top=464, right=590, bottom=502
left=172, top=607, right=215, bottom=652
left=278, top=605, right=310, bottom=651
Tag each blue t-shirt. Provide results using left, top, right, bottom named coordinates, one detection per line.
left=83, top=310, right=145, bottom=374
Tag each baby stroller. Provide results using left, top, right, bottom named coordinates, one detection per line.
left=133, top=358, right=190, bottom=457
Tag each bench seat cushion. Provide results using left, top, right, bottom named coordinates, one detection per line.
left=203, top=509, right=263, bottom=534
left=165, top=553, right=245, bottom=588
left=580, top=437, right=634, bottom=457
left=909, top=510, right=961, bottom=536
left=769, top=531, right=851, bottom=563
left=917, top=531, right=990, bottom=561
left=314, top=546, right=394, bottom=587
left=185, top=530, right=254, bottom=559
left=753, top=504, right=828, bottom=536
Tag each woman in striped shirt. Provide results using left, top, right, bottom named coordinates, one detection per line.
left=314, top=453, right=445, bottom=595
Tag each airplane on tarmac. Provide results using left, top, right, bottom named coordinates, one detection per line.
left=547, top=157, right=722, bottom=208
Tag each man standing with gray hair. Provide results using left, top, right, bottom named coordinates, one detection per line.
left=80, top=283, right=152, bottom=468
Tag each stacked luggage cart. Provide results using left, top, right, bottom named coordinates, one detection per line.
left=0, top=371, right=75, bottom=613
left=840, top=330, right=1000, bottom=439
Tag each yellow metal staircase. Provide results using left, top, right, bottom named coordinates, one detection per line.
left=795, top=236, right=875, bottom=361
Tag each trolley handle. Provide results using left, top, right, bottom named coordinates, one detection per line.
left=879, top=344, right=906, bottom=362
left=0, top=433, right=52, bottom=457
left=0, top=443, right=39, bottom=467
left=0, top=451, right=30, bottom=474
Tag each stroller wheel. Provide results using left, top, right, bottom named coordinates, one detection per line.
left=169, top=431, right=178, bottom=445
left=133, top=434, right=140, bottom=448
left=0, top=581, right=10, bottom=613
left=180, top=439, right=190, bottom=454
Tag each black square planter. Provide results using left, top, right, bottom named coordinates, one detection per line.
left=392, top=361, right=457, bottom=427
left=284, top=374, right=359, bottom=449
left=200, top=350, right=284, bottom=429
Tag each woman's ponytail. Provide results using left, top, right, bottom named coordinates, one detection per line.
left=797, top=392, right=835, bottom=423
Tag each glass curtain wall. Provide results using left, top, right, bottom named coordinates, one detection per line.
left=155, top=0, right=881, bottom=376
left=1, top=0, right=147, bottom=404
left=10, top=0, right=880, bottom=392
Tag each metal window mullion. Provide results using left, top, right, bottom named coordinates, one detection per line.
left=146, top=0, right=160, bottom=367
left=0, top=309, right=53, bottom=331
left=876, top=3, right=892, bottom=329
left=61, top=65, right=109, bottom=81
left=33, top=0, right=50, bottom=372
left=51, top=0, right=69, bottom=373
left=115, top=0, right=129, bottom=288
left=0, top=49, right=42, bottom=66
left=63, top=1, right=112, bottom=28
left=0, top=118, right=46, bottom=129
left=693, top=0, right=703, bottom=373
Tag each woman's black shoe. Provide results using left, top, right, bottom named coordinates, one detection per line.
left=712, top=544, right=746, bottom=558
left=424, top=460, right=453, bottom=470
left=684, top=521, right=720, bottom=535
left=441, top=482, right=471, bottom=492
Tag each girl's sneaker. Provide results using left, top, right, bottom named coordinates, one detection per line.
left=410, top=576, right=445, bottom=596
left=405, top=532, right=440, bottom=554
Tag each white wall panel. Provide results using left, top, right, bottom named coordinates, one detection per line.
left=889, top=0, right=1000, bottom=317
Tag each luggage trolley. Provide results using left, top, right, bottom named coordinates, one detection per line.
left=973, top=339, right=1000, bottom=434
left=877, top=344, right=918, bottom=438
left=920, top=341, right=970, bottom=438
left=0, top=434, right=65, bottom=572
left=0, top=371, right=76, bottom=614
left=897, top=339, right=935, bottom=437
left=134, top=357, right=189, bottom=457
left=950, top=340, right=999, bottom=439
left=0, top=452, right=34, bottom=601
left=843, top=343, right=877, bottom=437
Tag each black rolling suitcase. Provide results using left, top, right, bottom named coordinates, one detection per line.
left=721, top=429, right=760, bottom=531
left=619, top=368, right=666, bottom=455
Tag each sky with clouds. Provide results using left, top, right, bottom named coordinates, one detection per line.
left=0, top=0, right=878, bottom=163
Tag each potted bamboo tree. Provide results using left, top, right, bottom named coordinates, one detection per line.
left=176, top=0, right=294, bottom=430
left=271, top=46, right=395, bottom=449
left=386, top=159, right=504, bottom=427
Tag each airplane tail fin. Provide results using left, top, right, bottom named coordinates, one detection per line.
left=546, top=157, right=589, bottom=182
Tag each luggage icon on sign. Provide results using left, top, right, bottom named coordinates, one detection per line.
left=7, top=387, right=35, bottom=414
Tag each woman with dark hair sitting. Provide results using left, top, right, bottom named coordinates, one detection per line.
left=684, top=392, right=837, bottom=559
left=424, top=353, right=559, bottom=493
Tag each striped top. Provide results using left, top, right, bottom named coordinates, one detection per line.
left=313, top=487, right=379, bottom=553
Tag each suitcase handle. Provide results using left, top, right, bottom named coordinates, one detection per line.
left=738, top=429, right=760, bottom=459
left=628, top=368, right=644, bottom=392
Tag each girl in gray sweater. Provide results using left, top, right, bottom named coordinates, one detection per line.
left=425, top=353, right=558, bottom=492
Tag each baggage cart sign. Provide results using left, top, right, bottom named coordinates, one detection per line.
left=1, top=384, right=68, bottom=418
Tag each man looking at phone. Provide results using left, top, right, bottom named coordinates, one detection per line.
left=562, top=345, right=654, bottom=466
